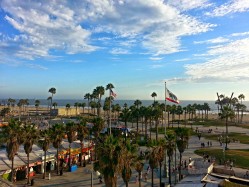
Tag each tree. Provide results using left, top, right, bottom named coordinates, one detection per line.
left=74, top=102, right=79, bottom=115
left=94, top=135, right=123, bottom=187
left=23, top=122, right=39, bottom=184
left=38, top=129, right=51, bottom=179
left=95, top=86, right=105, bottom=116
left=106, top=83, right=115, bottom=134
left=174, top=127, right=189, bottom=180
left=1, top=120, right=23, bottom=183
left=84, top=93, right=91, bottom=116
left=238, top=94, right=245, bottom=123
left=134, top=100, right=142, bottom=132
left=77, top=119, right=88, bottom=166
left=66, top=103, right=70, bottom=116
left=52, top=102, right=58, bottom=109
left=51, top=123, right=65, bottom=175
left=219, top=105, right=235, bottom=150
left=35, top=99, right=40, bottom=115
left=165, top=133, right=175, bottom=186
left=48, top=87, right=56, bottom=110
left=66, top=122, right=77, bottom=168
left=151, top=92, right=157, bottom=104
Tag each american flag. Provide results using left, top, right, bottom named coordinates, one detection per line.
left=110, top=89, right=117, bottom=98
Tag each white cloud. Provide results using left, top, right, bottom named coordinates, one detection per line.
left=110, top=48, right=130, bottom=55
left=206, top=0, right=249, bottom=17
left=185, top=38, right=249, bottom=82
left=231, top=31, right=249, bottom=37
left=150, top=64, right=163, bottom=69
left=175, top=58, right=190, bottom=62
left=194, top=37, right=230, bottom=44
left=167, top=0, right=212, bottom=11
left=0, top=0, right=214, bottom=60
left=150, top=57, right=163, bottom=61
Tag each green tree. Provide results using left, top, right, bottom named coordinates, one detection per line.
left=77, top=119, right=89, bottom=166
left=151, top=92, right=157, bottom=104
left=23, top=123, right=39, bottom=184
left=84, top=93, right=91, bottom=116
left=38, top=129, right=51, bottom=179
left=66, top=103, right=70, bottom=116
left=51, top=124, right=65, bottom=175
left=94, top=135, right=123, bottom=187
left=165, top=133, right=175, bottom=186
left=66, top=122, right=77, bottom=168
left=1, top=120, right=23, bottom=183
left=219, top=105, right=235, bottom=150
left=174, top=127, right=189, bottom=180
left=48, top=87, right=56, bottom=110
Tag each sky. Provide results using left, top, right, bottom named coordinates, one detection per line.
left=1, top=0, right=249, bottom=101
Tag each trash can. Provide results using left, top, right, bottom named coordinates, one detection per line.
left=31, top=179, right=35, bottom=186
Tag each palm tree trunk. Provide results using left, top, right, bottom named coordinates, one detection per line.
left=57, top=147, right=59, bottom=175
left=156, top=120, right=158, bottom=141
left=43, top=150, right=47, bottom=179
left=11, top=157, right=14, bottom=183
left=27, top=153, right=30, bottom=184
left=151, top=168, right=154, bottom=187
left=139, top=171, right=141, bottom=187
left=168, top=158, right=171, bottom=186
left=159, top=162, right=162, bottom=186
left=179, top=153, right=182, bottom=181
left=225, top=117, right=228, bottom=150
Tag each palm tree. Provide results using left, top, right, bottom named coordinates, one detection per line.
left=81, top=102, right=86, bottom=114
left=238, top=94, right=245, bottom=123
left=48, top=87, right=56, bottom=110
left=174, top=127, right=189, bottom=180
left=1, top=120, right=23, bottom=183
left=121, top=140, right=138, bottom=187
left=151, top=92, right=157, bottom=104
left=52, top=102, right=58, bottom=109
left=165, top=133, right=175, bottom=186
left=23, top=122, right=39, bottom=184
left=145, top=141, right=159, bottom=187
left=74, top=102, right=79, bottom=115
left=84, top=93, right=91, bottom=116
left=35, top=99, right=40, bottom=115
left=134, top=156, right=144, bottom=187
left=38, top=129, right=51, bottom=179
left=66, top=103, right=70, bottom=116
left=106, top=83, right=115, bottom=134
left=77, top=119, right=89, bottom=166
left=66, top=122, right=77, bottom=168
left=219, top=105, right=235, bottom=150
left=95, top=86, right=105, bottom=117
left=134, top=100, right=142, bottom=132
left=51, top=123, right=65, bottom=175
left=94, top=135, right=123, bottom=187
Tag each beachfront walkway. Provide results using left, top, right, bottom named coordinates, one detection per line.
left=14, top=123, right=249, bottom=186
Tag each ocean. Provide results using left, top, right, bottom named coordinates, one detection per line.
left=2, top=99, right=249, bottom=113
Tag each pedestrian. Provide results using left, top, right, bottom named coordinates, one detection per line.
left=184, top=160, right=187, bottom=168
left=189, top=157, right=192, bottom=163
left=207, top=141, right=209, bottom=146
left=144, top=172, right=148, bottom=182
left=135, top=175, right=138, bottom=183
left=147, top=165, right=150, bottom=174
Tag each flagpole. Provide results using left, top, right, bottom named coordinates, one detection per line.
left=164, top=81, right=168, bottom=179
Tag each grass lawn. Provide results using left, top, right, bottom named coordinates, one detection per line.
left=194, top=148, right=249, bottom=169
left=201, top=132, right=249, bottom=144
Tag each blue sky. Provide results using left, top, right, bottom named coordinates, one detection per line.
left=1, top=0, right=249, bottom=101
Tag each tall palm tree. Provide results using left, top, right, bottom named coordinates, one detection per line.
left=121, top=140, right=138, bottom=187
left=48, top=87, right=56, bottom=110
left=95, top=86, right=105, bottom=117
left=94, top=135, right=123, bottom=187
left=151, top=92, right=157, bottom=104
left=81, top=102, right=86, bottom=114
left=23, top=122, right=39, bottom=184
left=219, top=105, right=235, bottom=150
left=77, top=119, right=89, bottom=166
left=51, top=123, right=65, bottom=175
left=106, top=83, right=115, bottom=134
left=84, top=93, right=91, bottom=116
left=174, top=127, right=189, bottom=180
left=165, top=133, right=175, bottom=186
left=66, top=104, right=70, bottom=116
left=38, top=129, right=51, bottom=179
left=52, top=102, right=58, bottom=109
left=35, top=99, right=40, bottom=115
left=134, top=100, right=142, bottom=132
left=1, top=120, right=23, bottom=183
left=74, top=102, right=79, bottom=115
left=134, top=156, right=144, bottom=187
left=66, top=122, right=77, bottom=168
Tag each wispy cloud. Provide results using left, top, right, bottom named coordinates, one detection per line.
left=110, top=48, right=130, bottom=55
left=175, top=58, right=190, bottom=62
left=150, top=57, right=163, bottom=61
left=168, top=0, right=212, bottom=11
left=194, top=37, right=230, bottom=44
left=184, top=38, right=249, bottom=82
left=206, top=0, right=249, bottom=17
